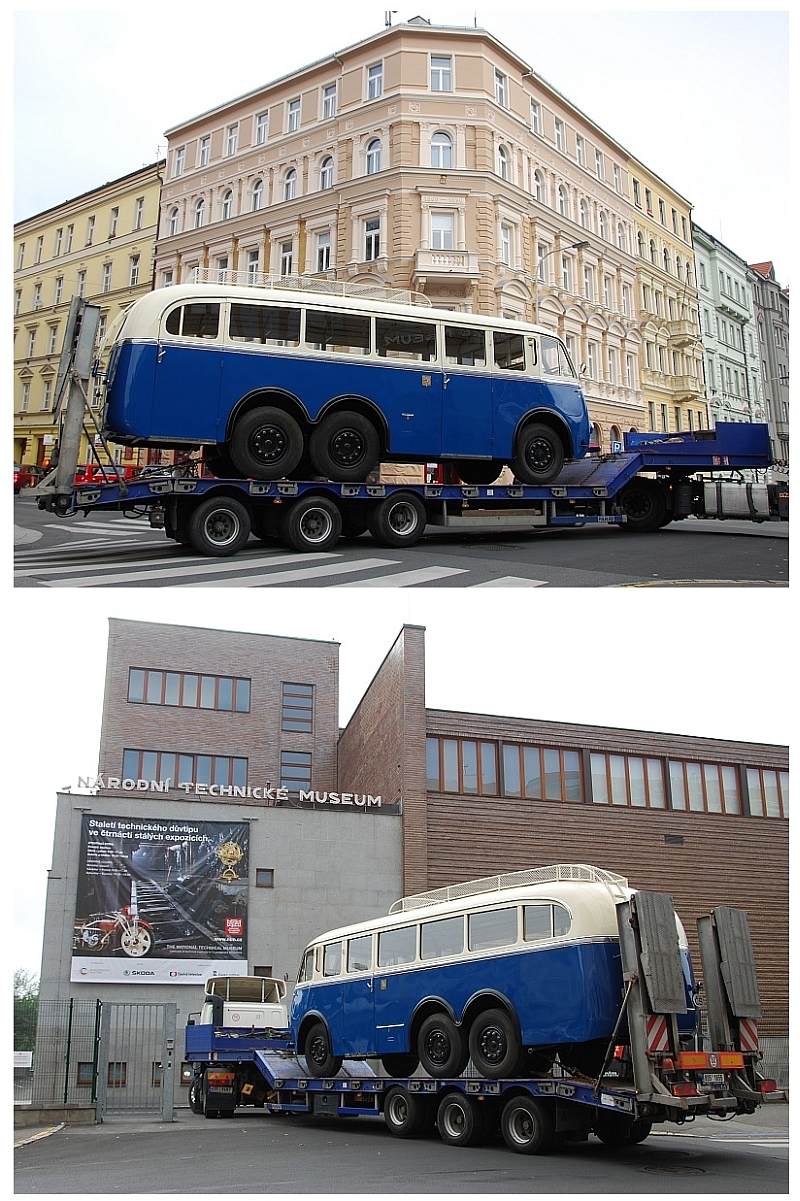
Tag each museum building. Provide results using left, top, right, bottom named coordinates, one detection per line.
left=38, top=618, right=788, bottom=1097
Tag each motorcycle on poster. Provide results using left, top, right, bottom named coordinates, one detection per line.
left=71, top=815, right=249, bottom=984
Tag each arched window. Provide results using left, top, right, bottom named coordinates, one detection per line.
left=168, top=207, right=179, bottom=237
left=579, top=199, right=589, bottom=229
left=193, top=198, right=205, bottom=229
left=431, top=131, right=452, bottom=169
left=497, top=144, right=510, bottom=180
left=320, top=156, right=334, bottom=190
left=557, top=185, right=569, bottom=218
left=284, top=168, right=297, bottom=201
left=366, top=138, right=381, bottom=174
left=617, top=223, right=626, bottom=252
left=663, top=248, right=671, bottom=274
left=599, top=211, right=607, bottom=241
left=676, top=256, right=683, bottom=281
left=251, top=180, right=263, bottom=212
left=533, top=169, right=545, bottom=203
left=637, top=231, right=645, bottom=257
left=650, top=239, right=658, bottom=265
left=221, top=190, right=233, bottom=220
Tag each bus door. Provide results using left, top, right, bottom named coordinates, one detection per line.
left=373, top=316, right=443, bottom=457
left=150, top=301, right=224, bottom=441
left=440, top=325, right=493, bottom=456
left=341, top=934, right=375, bottom=1057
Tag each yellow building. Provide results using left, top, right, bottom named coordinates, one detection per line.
left=13, top=162, right=164, bottom=469
left=627, top=159, right=707, bottom=433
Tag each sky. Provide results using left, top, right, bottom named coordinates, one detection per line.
left=12, top=2, right=791, bottom=283
left=9, top=588, right=793, bottom=983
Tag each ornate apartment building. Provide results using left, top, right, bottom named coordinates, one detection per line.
left=749, top=261, right=789, bottom=472
left=13, top=162, right=164, bottom=469
left=153, top=18, right=706, bottom=448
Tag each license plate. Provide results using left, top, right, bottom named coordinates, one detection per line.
left=702, top=1072, right=725, bottom=1085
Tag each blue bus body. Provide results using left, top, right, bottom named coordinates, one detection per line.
left=102, top=283, right=591, bottom=482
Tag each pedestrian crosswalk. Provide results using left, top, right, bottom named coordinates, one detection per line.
left=15, top=517, right=550, bottom=589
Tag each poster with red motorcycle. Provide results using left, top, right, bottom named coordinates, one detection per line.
left=70, top=815, right=249, bottom=984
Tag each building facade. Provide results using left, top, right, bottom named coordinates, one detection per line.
left=13, top=163, right=164, bottom=469
left=749, top=261, right=789, bottom=473
left=152, top=18, right=709, bottom=449
left=38, top=619, right=788, bottom=1107
left=692, top=224, right=765, bottom=431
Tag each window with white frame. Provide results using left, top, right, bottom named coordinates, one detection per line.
left=27, top=329, right=36, bottom=357
left=194, top=198, right=205, bottom=228
left=533, top=169, right=544, bottom=203
left=129, top=255, right=140, bottom=287
left=497, top=144, right=510, bottom=180
left=168, top=207, right=179, bottom=236
left=595, top=149, right=603, bottom=180
left=604, top=275, right=613, bottom=308
left=555, top=119, right=564, bottom=152
left=34, top=235, right=43, bottom=263
left=221, top=190, right=233, bottom=220
left=255, top=112, right=268, bottom=144
left=431, top=131, right=452, bottom=169
left=246, top=249, right=260, bottom=280
left=198, top=135, right=210, bottom=167
left=284, top=168, right=297, bottom=201
left=494, top=69, right=507, bottom=106
left=226, top=124, right=239, bottom=157
left=322, top=83, right=337, bottom=119
left=576, top=135, right=585, bottom=167
left=48, top=324, right=59, bottom=354
left=320, top=156, right=334, bottom=190
left=173, top=146, right=185, bottom=177
left=626, top=354, right=636, bottom=389
left=20, top=381, right=30, bottom=412
left=557, top=185, right=569, bottom=218
left=431, top=55, right=452, bottom=91
left=365, top=138, right=381, bottom=174
left=134, top=198, right=144, bottom=230
left=54, top=228, right=63, bottom=255
left=368, top=62, right=383, bottom=99
left=287, top=98, right=300, bottom=132
left=617, top=223, right=626, bottom=252
left=280, top=240, right=293, bottom=276
left=86, top=215, right=95, bottom=246
left=613, top=164, right=622, bottom=193
left=599, top=211, right=607, bottom=240
left=77, top=270, right=86, bottom=297
left=607, top=347, right=618, bottom=385
left=364, top=218, right=380, bottom=261
left=583, top=264, right=594, bottom=302
left=251, top=180, right=264, bottom=211
left=33, top=283, right=42, bottom=310
left=102, top=263, right=112, bottom=293
left=431, top=212, right=454, bottom=251
left=66, top=225, right=73, bottom=252
left=215, top=256, right=228, bottom=283
left=579, top=199, right=589, bottom=229
left=586, top=341, right=597, bottom=378
left=316, top=230, right=331, bottom=272
left=109, top=208, right=119, bottom=238
left=41, top=378, right=52, bottom=411
left=161, top=269, right=173, bottom=288
left=499, top=222, right=512, bottom=266
left=530, top=99, right=540, bottom=133
left=536, top=242, right=549, bottom=281
left=561, top=254, right=572, bottom=291
left=54, top=277, right=63, bottom=304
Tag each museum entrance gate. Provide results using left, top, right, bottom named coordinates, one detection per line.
left=95, top=1002, right=177, bottom=1121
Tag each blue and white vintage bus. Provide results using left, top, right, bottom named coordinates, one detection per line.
left=101, top=277, right=591, bottom=485
left=290, top=864, right=697, bottom=1080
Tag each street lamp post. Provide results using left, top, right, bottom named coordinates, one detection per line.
left=533, top=239, right=590, bottom=324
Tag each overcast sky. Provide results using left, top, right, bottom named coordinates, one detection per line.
left=13, top=2, right=790, bottom=283
left=10, top=589, right=792, bottom=981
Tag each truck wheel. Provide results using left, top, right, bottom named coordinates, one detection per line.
left=279, top=494, right=342, bottom=552
left=383, top=1086, right=434, bottom=1138
left=303, top=1021, right=343, bottom=1078
left=309, top=411, right=380, bottom=482
left=417, top=1013, right=468, bottom=1078
left=617, top=478, right=667, bottom=533
left=186, top=495, right=252, bottom=556
left=468, top=1009, right=522, bottom=1079
left=511, top=422, right=565, bottom=485
left=230, top=407, right=304, bottom=480
left=436, top=1092, right=490, bottom=1147
left=367, top=492, right=427, bottom=547
left=381, top=1053, right=420, bottom=1077
left=594, top=1113, right=652, bottom=1145
left=188, top=1077, right=204, bottom=1114
left=500, top=1094, right=556, bottom=1154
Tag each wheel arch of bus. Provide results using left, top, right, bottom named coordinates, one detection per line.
left=225, top=387, right=390, bottom=453
left=512, top=405, right=577, bottom=459
left=410, top=988, right=520, bottom=1042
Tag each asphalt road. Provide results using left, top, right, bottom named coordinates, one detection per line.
left=13, top=492, right=789, bottom=588
left=13, top=1102, right=789, bottom=1194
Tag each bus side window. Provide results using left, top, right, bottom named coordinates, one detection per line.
left=540, top=335, right=575, bottom=378
left=421, top=915, right=464, bottom=960
left=323, top=941, right=342, bottom=977
left=445, top=325, right=486, bottom=367
left=378, top=925, right=416, bottom=968
left=552, top=903, right=571, bottom=937
left=375, top=318, right=436, bottom=362
left=298, top=947, right=315, bottom=983
left=229, top=303, right=300, bottom=346
left=493, top=331, right=526, bottom=371
left=306, top=309, right=371, bottom=355
left=164, top=303, right=221, bottom=340
left=347, top=934, right=372, bottom=973
left=468, top=906, right=518, bottom=952
left=523, top=904, right=552, bottom=942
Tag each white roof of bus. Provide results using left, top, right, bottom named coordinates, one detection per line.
left=116, top=282, right=556, bottom=342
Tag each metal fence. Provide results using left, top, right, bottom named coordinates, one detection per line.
left=15, top=999, right=177, bottom=1120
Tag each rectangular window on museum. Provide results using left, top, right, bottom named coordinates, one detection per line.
left=282, top=682, right=314, bottom=732
left=256, top=868, right=275, bottom=888
left=128, top=668, right=250, bottom=713
left=280, top=750, right=312, bottom=792
left=121, top=749, right=246, bottom=789
left=746, top=767, right=788, bottom=818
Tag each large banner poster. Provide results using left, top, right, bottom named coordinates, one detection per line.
left=71, top=815, right=249, bottom=984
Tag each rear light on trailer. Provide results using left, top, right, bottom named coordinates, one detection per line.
left=672, top=1082, right=699, bottom=1096
left=757, top=1079, right=778, bottom=1094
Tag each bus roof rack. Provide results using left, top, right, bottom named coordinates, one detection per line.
left=388, top=863, right=629, bottom=913
left=190, top=268, right=432, bottom=307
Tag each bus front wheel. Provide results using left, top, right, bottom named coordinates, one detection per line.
left=511, top=422, right=565, bottom=485
left=229, top=406, right=304, bottom=480
left=303, top=1021, right=343, bottom=1078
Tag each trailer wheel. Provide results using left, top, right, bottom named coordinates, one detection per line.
left=186, top=495, right=252, bottom=556
left=617, top=478, right=667, bottom=533
left=417, top=1013, right=469, bottom=1078
left=367, top=492, right=427, bottom=547
left=383, top=1086, right=434, bottom=1138
left=381, top=1052, right=420, bottom=1077
left=279, top=494, right=342, bottom=552
left=303, top=1020, right=343, bottom=1078
left=593, top=1113, right=652, bottom=1145
left=511, top=422, right=565, bottom=485
left=500, top=1094, right=556, bottom=1155
left=436, top=1092, right=490, bottom=1147
left=188, top=1077, right=204, bottom=1114
left=309, top=411, right=380, bottom=482
left=230, top=406, right=304, bottom=480
left=468, top=1008, right=522, bottom=1079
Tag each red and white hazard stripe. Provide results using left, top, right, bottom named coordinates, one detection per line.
left=739, top=1017, right=759, bottom=1053
left=646, top=1014, right=670, bottom=1054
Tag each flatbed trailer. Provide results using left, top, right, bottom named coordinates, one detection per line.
left=35, top=423, right=782, bottom=557
left=183, top=894, right=774, bottom=1155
